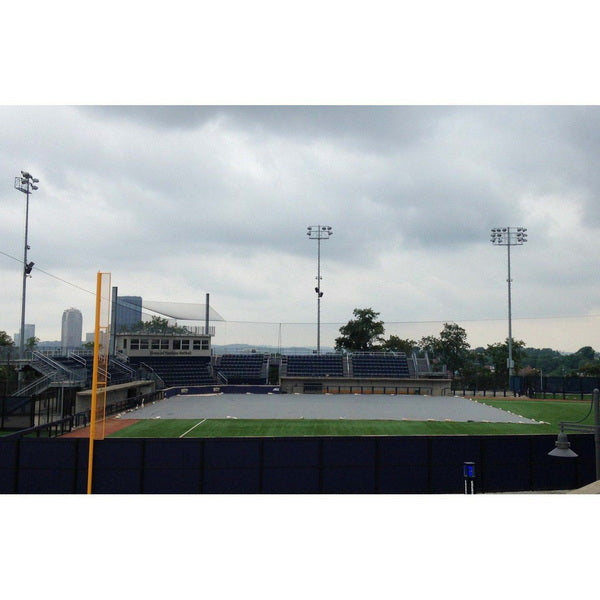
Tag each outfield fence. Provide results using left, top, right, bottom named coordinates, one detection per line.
left=0, top=432, right=595, bottom=494
left=450, top=387, right=597, bottom=401
left=449, top=388, right=519, bottom=398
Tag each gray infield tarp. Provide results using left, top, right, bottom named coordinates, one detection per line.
left=121, top=393, right=541, bottom=424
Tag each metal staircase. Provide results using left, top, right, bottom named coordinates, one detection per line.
left=10, top=352, right=88, bottom=397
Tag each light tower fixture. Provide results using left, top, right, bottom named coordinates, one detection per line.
left=490, top=226, right=528, bottom=388
left=307, top=225, right=333, bottom=354
left=14, top=170, right=39, bottom=361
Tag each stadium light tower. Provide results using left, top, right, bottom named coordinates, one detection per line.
left=490, top=226, right=528, bottom=388
left=14, top=171, right=39, bottom=360
left=307, top=225, right=333, bottom=354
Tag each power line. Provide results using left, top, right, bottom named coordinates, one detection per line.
left=0, top=249, right=95, bottom=296
left=226, top=314, right=600, bottom=326
left=3, top=248, right=600, bottom=326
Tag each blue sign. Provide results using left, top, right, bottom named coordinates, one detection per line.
left=463, top=462, right=476, bottom=479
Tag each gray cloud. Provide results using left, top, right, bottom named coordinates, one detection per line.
left=81, top=105, right=452, bottom=150
left=2, top=105, right=600, bottom=351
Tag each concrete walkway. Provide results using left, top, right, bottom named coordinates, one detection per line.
left=568, top=480, right=600, bottom=494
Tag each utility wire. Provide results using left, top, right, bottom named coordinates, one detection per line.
left=0, top=249, right=95, bottom=296
left=3, top=247, right=600, bottom=326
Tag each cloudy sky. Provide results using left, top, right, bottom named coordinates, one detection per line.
left=2, top=104, right=600, bottom=352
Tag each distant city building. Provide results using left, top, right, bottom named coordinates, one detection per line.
left=61, top=308, right=83, bottom=351
left=13, top=324, right=35, bottom=346
left=115, top=296, right=143, bottom=331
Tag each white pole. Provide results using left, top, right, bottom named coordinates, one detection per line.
left=19, top=186, right=30, bottom=358
left=507, top=232, right=514, bottom=385
left=317, top=233, right=321, bottom=354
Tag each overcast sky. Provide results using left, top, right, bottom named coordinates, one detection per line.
left=2, top=105, right=600, bottom=352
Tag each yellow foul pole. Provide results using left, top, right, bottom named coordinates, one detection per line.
left=86, top=272, right=106, bottom=495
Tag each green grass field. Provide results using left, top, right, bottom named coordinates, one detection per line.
left=108, top=398, right=596, bottom=438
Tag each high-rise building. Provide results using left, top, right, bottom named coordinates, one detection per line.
left=13, top=324, right=35, bottom=347
left=115, top=296, right=143, bottom=332
left=61, top=308, right=83, bottom=351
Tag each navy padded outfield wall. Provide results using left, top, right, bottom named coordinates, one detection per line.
left=0, top=434, right=595, bottom=494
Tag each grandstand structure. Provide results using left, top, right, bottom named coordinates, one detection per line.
left=1, top=294, right=451, bottom=430
left=214, top=353, right=270, bottom=385
left=278, top=351, right=448, bottom=395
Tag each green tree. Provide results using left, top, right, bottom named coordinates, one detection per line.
left=521, top=347, right=564, bottom=376
left=0, top=331, right=14, bottom=347
left=129, top=316, right=190, bottom=334
left=575, top=346, right=596, bottom=361
left=381, top=335, right=417, bottom=355
left=579, top=361, right=600, bottom=376
left=485, top=338, right=526, bottom=385
left=25, top=336, right=40, bottom=351
left=335, top=308, right=385, bottom=351
left=563, top=346, right=597, bottom=374
left=419, top=323, right=471, bottom=377
left=460, top=347, right=495, bottom=388
left=0, top=331, right=17, bottom=392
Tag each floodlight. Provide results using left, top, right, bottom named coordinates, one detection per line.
left=307, top=224, right=333, bottom=353
left=490, top=226, right=529, bottom=386
left=14, top=170, right=39, bottom=365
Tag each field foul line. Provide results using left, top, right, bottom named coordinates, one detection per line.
left=179, top=419, right=207, bottom=438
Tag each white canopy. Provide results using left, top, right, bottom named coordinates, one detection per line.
left=142, top=300, right=224, bottom=321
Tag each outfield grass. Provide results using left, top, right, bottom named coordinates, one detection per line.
left=107, top=398, right=596, bottom=438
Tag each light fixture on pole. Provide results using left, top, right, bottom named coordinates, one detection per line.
left=14, top=171, right=39, bottom=360
left=490, top=226, right=528, bottom=389
left=548, top=388, right=600, bottom=482
left=307, top=225, right=333, bottom=354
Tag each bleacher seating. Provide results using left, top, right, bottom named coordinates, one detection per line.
left=55, top=355, right=136, bottom=387
left=108, top=357, right=136, bottom=385
left=128, top=356, right=215, bottom=387
left=351, top=353, right=410, bottom=378
left=283, top=354, right=344, bottom=377
left=216, top=354, right=268, bottom=384
left=51, top=356, right=88, bottom=383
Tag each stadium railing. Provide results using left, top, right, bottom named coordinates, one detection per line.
left=2, top=389, right=164, bottom=439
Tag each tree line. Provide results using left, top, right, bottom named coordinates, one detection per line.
left=3, top=309, right=600, bottom=389
left=334, top=308, right=600, bottom=386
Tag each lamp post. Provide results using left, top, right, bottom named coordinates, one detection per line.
left=548, top=388, right=600, bottom=482
left=307, top=225, right=333, bottom=354
left=490, top=226, right=527, bottom=389
left=14, top=171, right=38, bottom=360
